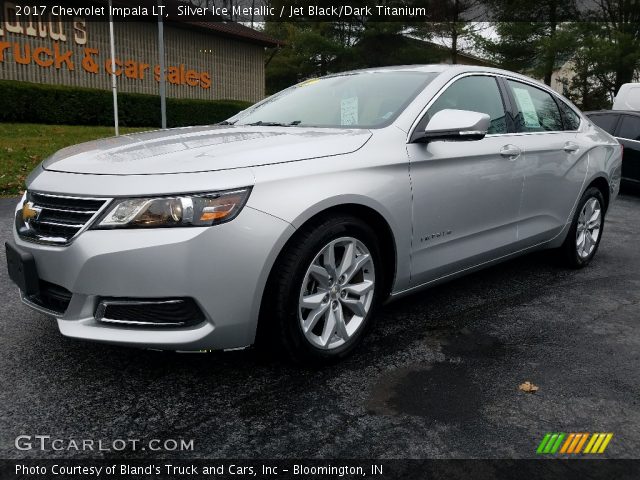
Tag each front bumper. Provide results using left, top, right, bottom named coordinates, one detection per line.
left=11, top=205, right=294, bottom=350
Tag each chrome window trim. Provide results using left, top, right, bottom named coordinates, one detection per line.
left=17, top=192, right=113, bottom=247
left=406, top=71, right=583, bottom=143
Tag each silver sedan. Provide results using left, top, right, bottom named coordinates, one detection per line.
left=6, top=65, right=623, bottom=363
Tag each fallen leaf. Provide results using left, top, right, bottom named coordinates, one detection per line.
left=519, top=381, right=539, bottom=393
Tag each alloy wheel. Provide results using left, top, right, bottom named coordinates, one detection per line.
left=298, top=237, right=375, bottom=350
left=576, top=197, right=602, bottom=259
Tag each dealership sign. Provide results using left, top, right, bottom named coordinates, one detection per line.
left=0, top=1, right=212, bottom=89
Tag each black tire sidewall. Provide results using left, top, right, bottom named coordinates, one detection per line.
left=563, top=187, right=606, bottom=268
left=277, top=216, right=383, bottom=363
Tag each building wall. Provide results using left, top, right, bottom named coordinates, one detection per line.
left=549, top=61, right=575, bottom=95
left=0, top=2, right=265, bottom=102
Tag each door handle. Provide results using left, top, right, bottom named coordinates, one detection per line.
left=563, top=142, right=579, bottom=153
left=500, top=145, right=521, bottom=159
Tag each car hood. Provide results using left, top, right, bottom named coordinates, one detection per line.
left=42, top=125, right=372, bottom=175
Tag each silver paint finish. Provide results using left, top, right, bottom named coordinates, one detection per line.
left=12, top=65, right=623, bottom=350
left=422, top=109, right=490, bottom=139
left=42, top=126, right=372, bottom=175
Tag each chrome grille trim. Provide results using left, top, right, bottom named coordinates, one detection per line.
left=16, top=192, right=112, bottom=246
left=37, top=205, right=101, bottom=215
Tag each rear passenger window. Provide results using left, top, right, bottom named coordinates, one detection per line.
left=558, top=100, right=581, bottom=130
left=589, top=114, right=619, bottom=134
left=617, top=115, right=640, bottom=141
left=506, top=80, right=563, bottom=132
left=427, top=76, right=507, bottom=134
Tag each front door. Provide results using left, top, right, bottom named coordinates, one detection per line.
left=407, top=74, right=525, bottom=287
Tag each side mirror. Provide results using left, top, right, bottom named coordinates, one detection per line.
left=414, top=109, right=491, bottom=143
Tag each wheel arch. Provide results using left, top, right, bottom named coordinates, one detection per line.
left=585, top=176, right=611, bottom=212
left=255, top=201, right=398, bottom=345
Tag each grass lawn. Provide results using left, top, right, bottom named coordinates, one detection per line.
left=0, top=123, right=149, bottom=196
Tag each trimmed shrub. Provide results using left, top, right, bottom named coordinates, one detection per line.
left=0, top=80, right=252, bottom=127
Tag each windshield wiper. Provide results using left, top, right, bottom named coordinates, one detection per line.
left=246, top=121, right=301, bottom=127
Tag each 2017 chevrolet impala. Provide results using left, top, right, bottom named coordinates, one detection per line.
left=5, top=65, right=622, bottom=363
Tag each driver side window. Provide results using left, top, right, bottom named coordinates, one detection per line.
left=426, top=76, right=508, bottom=134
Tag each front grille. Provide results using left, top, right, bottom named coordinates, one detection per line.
left=16, top=192, right=109, bottom=245
left=24, top=280, right=72, bottom=316
left=96, top=298, right=205, bottom=328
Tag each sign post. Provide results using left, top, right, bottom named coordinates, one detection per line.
left=158, top=0, right=167, bottom=129
left=108, top=0, right=119, bottom=136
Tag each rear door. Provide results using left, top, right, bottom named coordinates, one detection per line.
left=502, top=79, right=589, bottom=245
left=614, top=114, right=640, bottom=183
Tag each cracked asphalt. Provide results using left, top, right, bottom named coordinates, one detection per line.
left=1, top=192, right=639, bottom=459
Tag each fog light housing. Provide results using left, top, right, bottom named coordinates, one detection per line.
left=95, top=298, right=205, bottom=328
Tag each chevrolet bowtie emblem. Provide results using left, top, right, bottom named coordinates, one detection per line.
left=22, top=201, right=40, bottom=221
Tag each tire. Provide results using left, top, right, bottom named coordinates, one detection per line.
left=263, top=215, right=383, bottom=364
left=559, top=187, right=606, bottom=268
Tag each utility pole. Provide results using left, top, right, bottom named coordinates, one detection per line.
left=108, top=0, right=119, bottom=136
left=158, top=0, right=167, bottom=129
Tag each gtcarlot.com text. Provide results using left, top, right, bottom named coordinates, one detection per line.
left=14, top=435, right=194, bottom=452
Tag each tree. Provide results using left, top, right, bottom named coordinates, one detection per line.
left=262, top=4, right=446, bottom=94
left=479, top=0, right=578, bottom=85
left=423, top=0, right=484, bottom=64
left=587, top=0, right=640, bottom=92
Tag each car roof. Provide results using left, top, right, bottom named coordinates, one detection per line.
left=330, top=64, right=553, bottom=90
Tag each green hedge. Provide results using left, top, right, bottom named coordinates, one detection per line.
left=0, top=80, right=252, bottom=128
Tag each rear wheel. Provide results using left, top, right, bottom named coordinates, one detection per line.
left=559, top=187, right=605, bottom=268
left=265, top=215, right=382, bottom=364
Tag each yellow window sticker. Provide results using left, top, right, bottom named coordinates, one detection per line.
left=297, top=78, right=320, bottom=87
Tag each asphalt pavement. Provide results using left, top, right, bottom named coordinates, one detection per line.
left=1, top=193, right=639, bottom=459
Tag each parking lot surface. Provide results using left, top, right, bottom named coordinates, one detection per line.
left=1, top=193, right=639, bottom=459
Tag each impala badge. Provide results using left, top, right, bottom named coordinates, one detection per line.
left=420, top=230, right=452, bottom=243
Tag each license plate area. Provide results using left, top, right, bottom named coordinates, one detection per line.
left=5, top=242, right=39, bottom=296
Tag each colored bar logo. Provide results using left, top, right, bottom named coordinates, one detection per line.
left=537, top=433, right=613, bottom=454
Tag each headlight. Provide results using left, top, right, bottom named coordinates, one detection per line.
left=93, top=188, right=251, bottom=229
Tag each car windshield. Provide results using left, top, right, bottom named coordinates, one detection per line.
left=232, top=71, right=438, bottom=128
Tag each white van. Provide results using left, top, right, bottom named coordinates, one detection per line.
left=613, top=83, right=640, bottom=110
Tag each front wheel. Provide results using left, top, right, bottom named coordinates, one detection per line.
left=559, top=187, right=605, bottom=268
left=265, top=215, right=383, bottom=364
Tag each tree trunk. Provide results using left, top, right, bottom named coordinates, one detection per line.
left=451, top=28, right=458, bottom=64
left=543, top=0, right=558, bottom=86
